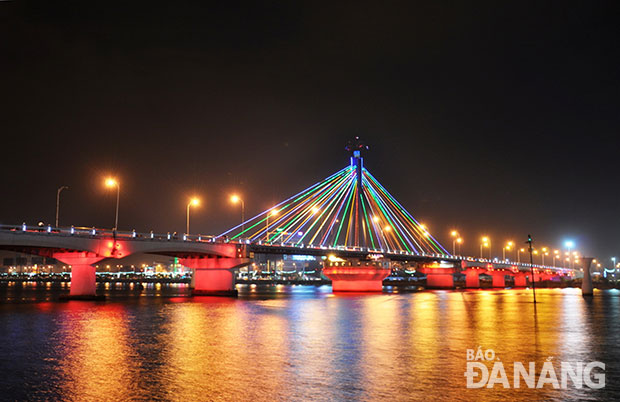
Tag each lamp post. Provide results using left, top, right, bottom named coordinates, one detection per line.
left=541, top=247, right=549, bottom=266
left=266, top=209, right=278, bottom=244
left=503, top=241, right=514, bottom=261
left=451, top=230, right=459, bottom=255
left=518, top=248, right=525, bottom=263
left=230, top=195, right=245, bottom=234
left=55, top=186, right=68, bottom=227
left=564, top=240, right=575, bottom=269
left=186, top=198, right=200, bottom=235
left=456, top=237, right=463, bottom=255
left=105, top=178, right=120, bottom=231
left=527, top=234, right=536, bottom=304
left=481, top=236, right=490, bottom=259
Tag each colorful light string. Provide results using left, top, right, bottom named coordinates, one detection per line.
left=219, top=162, right=450, bottom=256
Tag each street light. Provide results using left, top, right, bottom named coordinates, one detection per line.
left=456, top=237, right=463, bottom=255
left=541, top=247, right=549, bottom=266
left=266, top=209, right=278, bottom=243
left=518, top=248, right=525, bottom=263
left=503, top=241, right=514, bottom=261
left=481, top=236, right=491, bottom=259
left=450, top=230, right=459, bottom=255
left=104, top=178, right=120, bottom=231
left=55, top=185, right=69, bottom=227
left=230, top=195, right=245, bottom=234
left=565, top=240, right=575, bottom=269
left=186, top=198, right=200, bottom=234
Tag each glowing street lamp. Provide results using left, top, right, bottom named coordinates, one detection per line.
left=450, top=230, right=460, bottom=255
left=503, top=241, right=514, bottom=261
left=541, top=247, right=549, bottom=266
left=564, top=240, right=575, bottom=269
left=518, top=247, right=525, bottom=263
left=266, top=208, right=278, bottom=243
left=419, top=223, right=430, bottom=237
left=480, top=236, right=491, bottom=259
left=104, top=178, right=120, bottom=231
left=186, top=198, right=200, bottom=234
left=230, top=195, right=245, bottom=234
left=456, top=237, right=463, bottom=255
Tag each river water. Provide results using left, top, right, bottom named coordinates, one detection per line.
left=0, top=283, right=618, bottom=401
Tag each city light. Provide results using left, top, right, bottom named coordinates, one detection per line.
left=104, top=177, right=120, bottom=231
left=186, top=197, right=200, bottom=234
left=105, top=178, right=118, bottom=188
left=230, top=195, right=245, bottom=233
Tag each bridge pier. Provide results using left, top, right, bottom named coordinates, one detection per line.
left=464, top=268, right=482, bottom=288
left=486, top=269, right=507, bottom=288
left=420, top=266, right=455, bottom=289
left=181, top=257, right=250, bottom=296
left=323, top=261, right=391, bottom=292
left=54, top=252, right=105, bottom=300
left=513, top=274, right=527, bottom=287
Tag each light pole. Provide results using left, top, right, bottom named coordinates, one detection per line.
left=266, top=209, right=278, bottom=244
left=518, top=247, right=525, bottom=263
left=105, top=178, right=120, bottom=231
left=481, top=236, right=490, bottom=259
left=456, top=237, right=463, bottom=255
left=230, top=195, right=245, bottom=234
left=541, top=247, right=549, bottom=266
left=503, top=241, right=514, bottom=261
left=565, top=240, right=575, bottom=270
left=527, top=234, right=536, bottom=304
left=553, top=250, right=559, bottom=267
left=55, top=186, right=68, bottom=227
left=451, top=230, right=459, bottom=255
left=186, top=198, right=200, bottom=235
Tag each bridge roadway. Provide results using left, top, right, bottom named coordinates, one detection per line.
left=0, top=224, right=575, bottom=297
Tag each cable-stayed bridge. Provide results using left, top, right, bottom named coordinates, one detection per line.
left=0, top=139, right=577, bottom=298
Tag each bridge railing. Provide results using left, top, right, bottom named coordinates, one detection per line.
left=251, top=240, right=571, bottom=271
left=0, top=224, right=573, bottom=272
left=0, top=224, right=219, bottom=244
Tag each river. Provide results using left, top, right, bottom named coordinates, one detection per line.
left=0, top=283, right=618, bottom=401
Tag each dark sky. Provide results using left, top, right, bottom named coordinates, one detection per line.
left=1, top=1, right=618, bottom=263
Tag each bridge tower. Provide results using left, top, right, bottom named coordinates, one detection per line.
left=346, top=136, right=367, bottom=247
left=322, top=138, right=392, bottom=292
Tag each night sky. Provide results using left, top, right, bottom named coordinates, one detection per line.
left=1, top=2, right=618, bottom=262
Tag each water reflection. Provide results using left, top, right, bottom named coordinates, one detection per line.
left=0, top=285, right=618, bottom=401
left=56, top=303, right=137, bottom=401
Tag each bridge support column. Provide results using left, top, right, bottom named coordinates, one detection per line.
left=54, top=252, right=105, bottom=300
left=464, top=269, right=481, bottom=288
left=420, top=266, right=455, bottom=289
left=513, top=274, right=527, bottom=287
left=180, top=257, right=250, bottom=296
left=487, top=271, right=506, bottom=288
left=323, top=264, right=391, bottom=292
